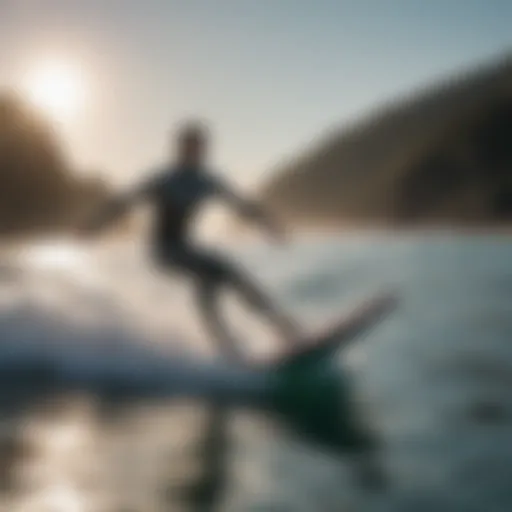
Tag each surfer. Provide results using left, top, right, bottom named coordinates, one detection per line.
left=81, top=121, right=299, bottom=360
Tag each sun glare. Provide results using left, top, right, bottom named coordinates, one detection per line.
left=22, top=60, right=86, bottom=122
left=26, top=240, right=85, bottom=269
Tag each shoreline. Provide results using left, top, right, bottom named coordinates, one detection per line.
left=1, top=225, right=512, bottom=251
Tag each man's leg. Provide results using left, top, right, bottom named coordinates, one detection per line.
left=229, top=270, right=301, bottom=346
left=156, top=242, right=247, bottom=363
left=195, top=277, right=246, bottom=364
left=193, top=249, right=301, bottom=347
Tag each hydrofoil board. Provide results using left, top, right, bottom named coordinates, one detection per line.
left=255, top=290, right=398, bottom=370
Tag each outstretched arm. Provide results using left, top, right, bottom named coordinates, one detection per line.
left=215, top=179, right=286, bottom=242
left=80, top=174, right=161, bottom=236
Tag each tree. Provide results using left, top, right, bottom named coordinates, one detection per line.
left=0, top=91, right=111, bottom=237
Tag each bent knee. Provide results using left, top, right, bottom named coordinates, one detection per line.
left=200, top=256, right=232, bottom=282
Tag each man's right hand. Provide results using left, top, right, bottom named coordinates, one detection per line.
left=78, top=198, right=128, bottom=238
left=266, top=219, right=290, bottom=246
left=72, top=203, right=116, bottom=240
left=71, top=218, right=101, bottom=240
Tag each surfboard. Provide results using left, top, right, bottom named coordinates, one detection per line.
left=262, top=291, right=398, bottom=451
left=254, top=290, right=398, bottom=370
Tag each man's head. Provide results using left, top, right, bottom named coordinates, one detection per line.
left=174, top=120, right=209, bottom=167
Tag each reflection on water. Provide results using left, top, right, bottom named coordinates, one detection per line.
left=0, top=396, right=232, bottom=511
left=0, top=234, right=511, bottom=510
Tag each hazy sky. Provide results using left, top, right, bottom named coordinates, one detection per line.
left=1, top=0, right=511, bottom=187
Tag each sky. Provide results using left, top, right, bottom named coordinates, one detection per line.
left=0, top=0, right=511, bottom=189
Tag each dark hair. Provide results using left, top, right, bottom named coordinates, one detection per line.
left=177, top=120, right=209, bottom=145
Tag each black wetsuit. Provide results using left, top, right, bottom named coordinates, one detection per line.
left=147, top=166, right=230, bottom=281
left=130, top=164, right=298, bottom=357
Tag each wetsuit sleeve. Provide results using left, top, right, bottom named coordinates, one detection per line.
left=82, top=171, right=164, bottom=234
left=211, top=176, right=280, bottom=229
left=211, top=175, right=287, bottom=241
left=211, top=177, right=259, bottom=217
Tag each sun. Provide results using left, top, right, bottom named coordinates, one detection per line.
left=21, top=60, right=86, bottom=122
